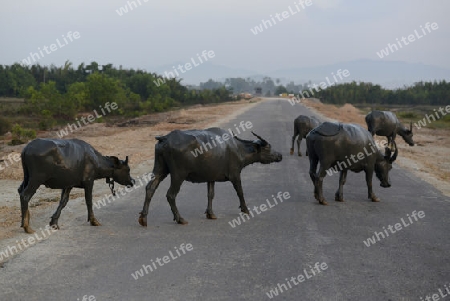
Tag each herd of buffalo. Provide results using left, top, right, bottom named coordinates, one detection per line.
left=16, top=104, right=414, bottom=234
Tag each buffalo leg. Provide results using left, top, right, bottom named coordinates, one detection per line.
left=50, top=188, right=72, bottom=229
left=308, top=155, right=320, bottom=201
left=335, top=170, right=347, bottom=202
left=231, top=178, right=250, bottom=214
left=205, top=181, right=217, bottom=219
left=19, top=181, right=40, bottom=234
left=139, top=173, right=167, bottom=227
left=84, top=183, right=101, bottom=226
left=298, top=137, right=302, bottom=156
left=290, top=126, right=298, bottom=155
left=365, top=170, right=380, bottom=202
left=166, top=177, right=187, bottom=224
left=316, top=168, right=328, bottom=205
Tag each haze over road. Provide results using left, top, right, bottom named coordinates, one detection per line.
left=1, top=99, right=449, bottom=301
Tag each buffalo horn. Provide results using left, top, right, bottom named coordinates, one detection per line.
left=251, top=131, right=268, bottom=145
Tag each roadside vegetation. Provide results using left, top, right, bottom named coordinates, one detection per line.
left=0, top=61, right=232, bottom=137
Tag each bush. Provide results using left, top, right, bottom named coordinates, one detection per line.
left=38, top=110, right=56, bottom=130
left=10, top=124, right=36, bottom=145
left=0, top=117, right=11, bottom=135
left=397, top=111, right=419, bottom=119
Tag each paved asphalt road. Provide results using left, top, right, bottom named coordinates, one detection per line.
left=1, top=99, right=449, bottom=301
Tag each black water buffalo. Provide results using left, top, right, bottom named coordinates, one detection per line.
left=306, top=122, right=397, bottom=205
left=365, top=110, right=414, bottom=147
left=290, top=115, right=321, bottom=156
left=138, top=128, right=282, bottom=226
left=18, top=138, right=135, bottom=233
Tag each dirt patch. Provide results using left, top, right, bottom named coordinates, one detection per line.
left=0, top=99, right=261, bottom=245
left=301, top=99, right=450, bottom=197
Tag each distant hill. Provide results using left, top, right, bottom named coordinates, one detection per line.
left=150, top=59, right=450, bottom=89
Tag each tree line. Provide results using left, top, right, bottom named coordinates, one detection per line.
left=200, top=77, right=450, bottom=106
left=0, top=61, right=232, bottom=132
left=312, top=81, right=450, bottom=106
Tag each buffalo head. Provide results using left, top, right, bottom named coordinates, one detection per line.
left=109, top=156, right=135, bottom=187
left=374, top=143, right=398, bottom=188
left=402, top=122, right=414, bottom=146
left=251, top=132, right=282, bottom=164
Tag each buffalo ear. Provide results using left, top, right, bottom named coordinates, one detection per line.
left=253, top=142, right=262, bottom=153
left=109, top=156, right=120, bottom=167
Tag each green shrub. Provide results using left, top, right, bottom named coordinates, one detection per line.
left=38, top=110, right=56, bottom=130
left=10, top=124, right=36, bottom=145
left=0, top=117, right=11, bottom=135
left=397, top=111, right=419, bottom=119
left=442, top=114, right=450, bottom=123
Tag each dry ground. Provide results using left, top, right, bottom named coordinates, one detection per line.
left=301, top=98, right=450, bottom=197
left=0, top=99, right=260, bottom=242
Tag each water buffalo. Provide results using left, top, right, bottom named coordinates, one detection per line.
left=138, top=128, right=282, bottom=226
left=290, top=115, right=321, bottom=156
left=365, top=110, right=414, bottom=147
left=306, top=122, right=397, bottom=205
left=18, top=138, right=135, bottom=233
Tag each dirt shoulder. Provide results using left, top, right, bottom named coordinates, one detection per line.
left=300, top=98, right=450, bottom=197
left=0, top=99, right=261, bottom=248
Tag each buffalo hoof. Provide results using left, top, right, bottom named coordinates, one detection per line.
left=139, top=216, right=147, bottom=227
left=49, top=222, right=60, bottom=230
left=335, top=195, right=344, bottom=202
left=289, top=148, right=294, bottom=155
left=298, top=153, right=302, bottom=157
left=319, top=200, right=328, bottom=205
left=23, top=226, right=35, bottom=234
left=177, top=218, right=188, bottom=225
left=306, top=153, right=309, bottom=157
left=206, top=213, right=217, bottom=219
left=90, top=218, right=101, bottom=226
left=371, top=197, right=381, bottom=202
left=240, top=207, right=250, bottom=215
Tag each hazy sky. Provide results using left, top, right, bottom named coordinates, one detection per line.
left=1, top=0, right=448, bottom=73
